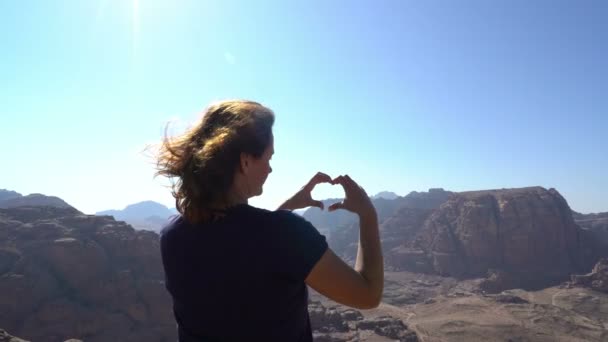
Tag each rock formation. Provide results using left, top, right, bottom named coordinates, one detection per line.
left=326, top=186, right=601, bottom=291
left=0, top=206, right=173, bottom=342
left=414, top=187, right=589, bottom=286
left=571, top=258, right=608, bottom=293
left=96, top=201, right=177, bottom=233
left=573, top=211, right=608, bottom=249
left=309, top=300, right=418, bottom=341
left=0, top=190, right=21, bottom=202
left=0, top=193, right=73, bottom=209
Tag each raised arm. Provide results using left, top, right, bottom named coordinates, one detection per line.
left=305, top=175, right=383, bottom=309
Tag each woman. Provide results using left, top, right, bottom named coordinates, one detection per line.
left=157, top=100, right=383, bottom=341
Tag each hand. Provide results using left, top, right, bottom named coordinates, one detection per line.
left=277, top=172, right=333, bottom=211
left=328, top=175, right=376, bottom=218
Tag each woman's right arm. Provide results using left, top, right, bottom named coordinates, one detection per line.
left=304, top=175, right=384, bottom=310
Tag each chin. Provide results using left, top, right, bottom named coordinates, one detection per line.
left=249, top=188, right=263, bottom=198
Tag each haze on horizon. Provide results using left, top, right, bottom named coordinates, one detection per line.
left=1, top=0, right=606, bottom=214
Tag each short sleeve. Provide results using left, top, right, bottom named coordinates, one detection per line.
left=271, top=210, right=328, bottom=281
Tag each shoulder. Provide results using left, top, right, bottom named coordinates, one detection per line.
left=159, top=214, right=183, bottom=240
left=264, top=208, right=315, bottom=229
left=234, top=205, right=306, bottom=225
left=239, top=206, right=320, bottom=236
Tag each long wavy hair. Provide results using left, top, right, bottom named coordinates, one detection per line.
left=155, top=100, right=275, bottom=223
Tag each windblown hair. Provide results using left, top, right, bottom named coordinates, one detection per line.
left=156, top=100, right=274, bottom=223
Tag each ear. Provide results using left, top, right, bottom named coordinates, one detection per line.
left=240, top=152, right=251, bottom=175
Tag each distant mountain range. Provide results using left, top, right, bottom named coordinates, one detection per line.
left=0, top=189, right=176, bottom=233
left=371, top=191, right=399, bottom=200
left=96, top=201, right=177, bottom=233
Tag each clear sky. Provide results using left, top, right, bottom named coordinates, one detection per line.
left=1, top=0, right=607, bottom=214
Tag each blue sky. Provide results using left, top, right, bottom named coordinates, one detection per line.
left=1, top=0, right=606, bottom=214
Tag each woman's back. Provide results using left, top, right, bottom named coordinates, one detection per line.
left=156, top=100, right=383, bottom=341
left=160, top=204, right=328, bottom=341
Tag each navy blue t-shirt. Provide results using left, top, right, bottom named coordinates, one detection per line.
left=159, top=204, right=328, bottom=342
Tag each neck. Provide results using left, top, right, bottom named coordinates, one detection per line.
left=226, top=191, right=248, bottom=207
left=217, top=184, right=248, bottom=209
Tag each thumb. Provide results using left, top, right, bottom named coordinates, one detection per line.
left=328, top=202, right=345, bottom=212
left=311, top=200, right=324, bottom=210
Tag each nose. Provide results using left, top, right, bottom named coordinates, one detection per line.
left=269, top=166, right=273, bottom=173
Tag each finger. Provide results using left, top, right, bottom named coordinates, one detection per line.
left=328, top=201, right=345, bottom=212
left=311, top=200, right=324, bottom=210
left=314, top=172, right=332, bottom=182
left=345, top=175, right=369, bottom=197
left=331, top=175, right=345, bottom=185
left=343, top=174, right=358, bottom=191
left=334, top=175, right=355, bottom=195
left=305, top=172, right=332, bottom=190
left=312, top=173, right=332, bottom=185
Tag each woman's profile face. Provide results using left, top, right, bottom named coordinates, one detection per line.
left=247, top=134, right=274, bottom=197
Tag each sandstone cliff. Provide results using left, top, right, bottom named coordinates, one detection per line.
left=417, top=187, right=581, bottom=274
left=328, top=187, right=602, bottom=291
left=0, top=206, right=173, bottom=342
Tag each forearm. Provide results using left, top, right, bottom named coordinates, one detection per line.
left=354, top=210, right=384, bottom=305
left=276, top=198, right=295, bottom=211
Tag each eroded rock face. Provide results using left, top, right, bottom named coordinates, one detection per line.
left=309, top=300, right=418, bottom=341
left=321, top=187, right=600, bottom=290
left=571, top=258, right=608, bottom=293
left=319, top=190, right=448, bottom=271
left=356, top=316, right=419, bottom=341
left=416, top=187, right=587, bottom=284
left=574, top=211, right=608, bottom=255
left=0, top=207, right=173, bottom=342
left=573, top=211, right=608, bottom=233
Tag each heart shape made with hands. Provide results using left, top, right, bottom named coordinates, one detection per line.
left=309, top=182, right=343, bottom=211
left=302, top=172, right=351, bottom=212
left=282, top=172, right=366, bottom=213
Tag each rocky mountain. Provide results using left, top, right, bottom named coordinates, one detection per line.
left=326, top=187, right=606, bottom=291
left=96, top=201, right=177, bottom=233
left=415, top=187, right=585, bottom=278
left=371, top=191, right=399, bottom=200
left=0, top=190, right=72, bottom=210
left=0, top=206, right=174, bottom=342
left=0, top=190, right=21, bottom=202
